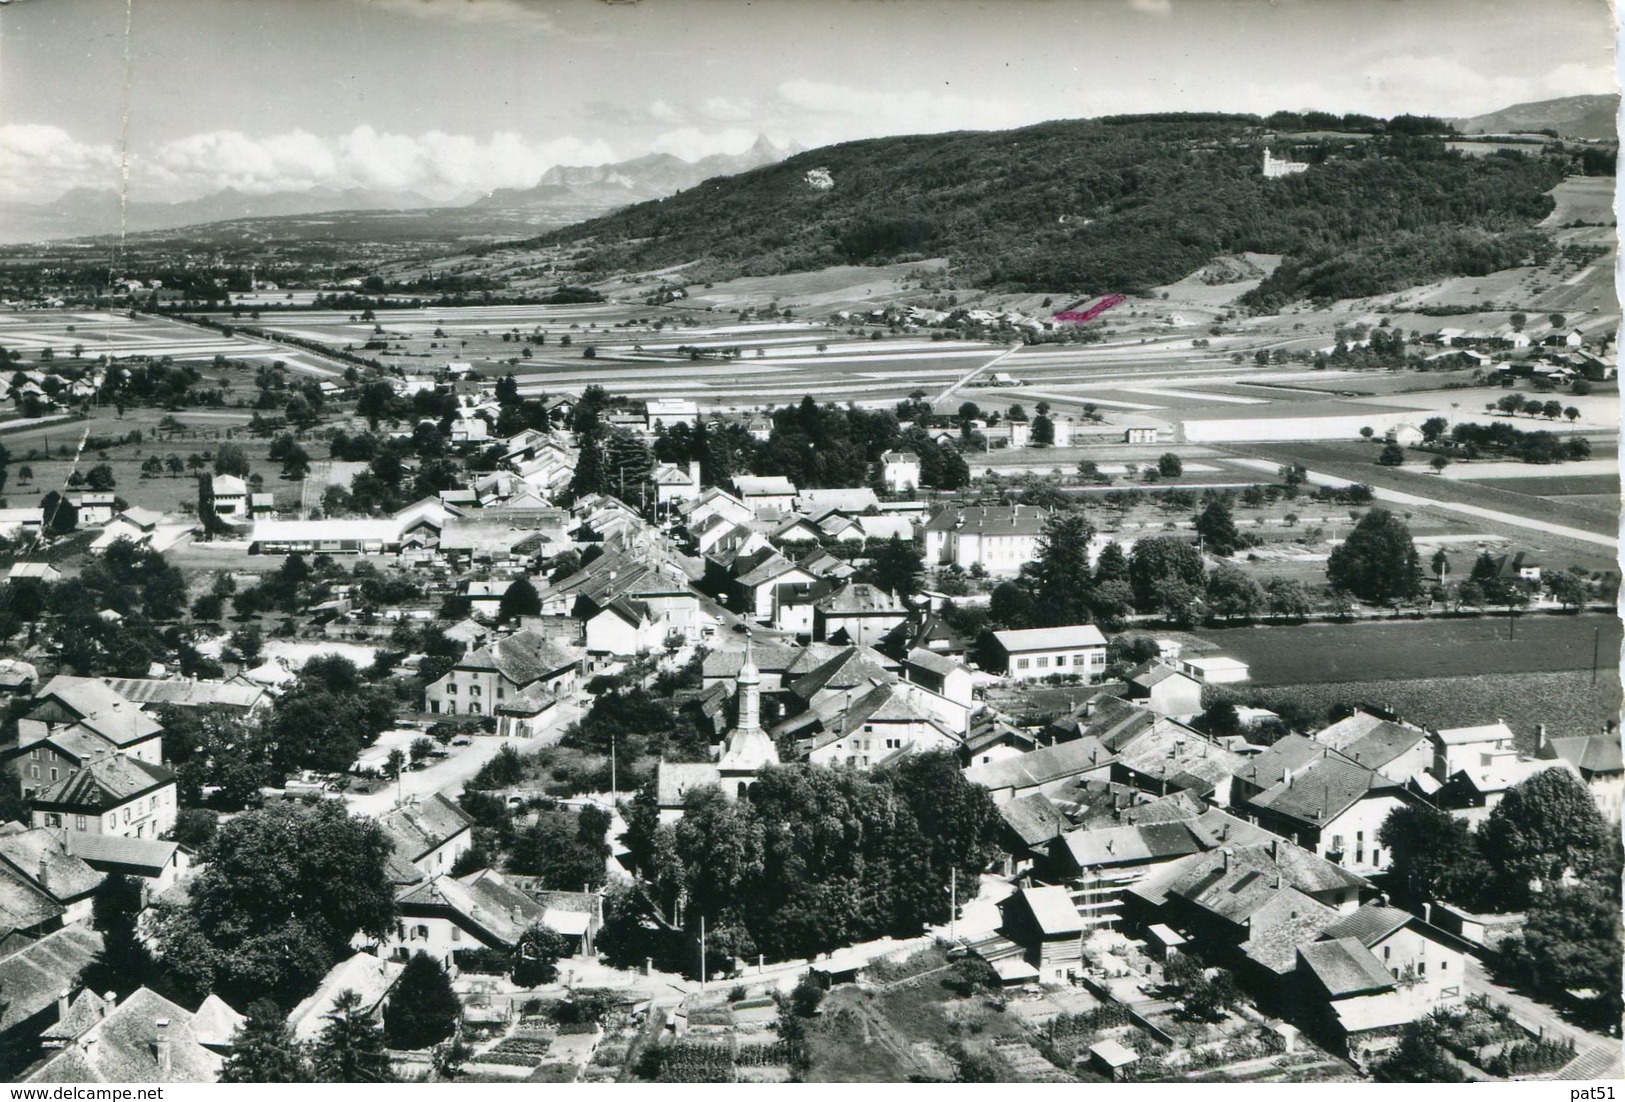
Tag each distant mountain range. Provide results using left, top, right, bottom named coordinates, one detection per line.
left=0, top=134, right=801, bottom=245
left=1452, top=93, right=1619, bottom=141
left=470, top=134, right=801, bottom=216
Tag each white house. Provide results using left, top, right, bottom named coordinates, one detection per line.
left=923, top=504, right=1049, bottom=574
left=733, top=475, right=798, bottom=514
left=30, top=755, right=179, bottom=842
left=990, top=625, right=1108, bottom=682
left=209, top=474, right=249, bottom=517
left=881, top=451, right=921, bottom=493
left=424, top=629, right=580, bottom=718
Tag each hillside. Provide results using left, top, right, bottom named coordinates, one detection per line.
left=506, top=114, right=1570, bottom=304
left=1453, top=94, right=1619, bottom=140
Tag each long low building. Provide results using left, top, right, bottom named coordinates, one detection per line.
left=249, top=518, right=404, bottom=555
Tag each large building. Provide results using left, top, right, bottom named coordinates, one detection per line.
left=424, top=628, right=580, bottom=718
left=923, top=505, right=1049, bottom=573
left=30, top=755, right=179, bottom=842
left=990, top=625, right=1108, bottom=682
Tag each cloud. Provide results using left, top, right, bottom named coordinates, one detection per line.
left=1128, top=0, right=1172, bottom=14
left=355, top=0, right=555, bottom=31
left=774, top=79, right=1049, bottom=142
left=0, top=125, right=121, bottom=203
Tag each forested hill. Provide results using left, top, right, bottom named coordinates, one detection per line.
left=520, top=113, right=1577, bottom=304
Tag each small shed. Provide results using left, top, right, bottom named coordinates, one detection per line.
left=1145, top=923, right=1186, bottom=963
left=997, top=884, right=1085, bottom=983
left=1089, top=1038, right=1139, bottom=1081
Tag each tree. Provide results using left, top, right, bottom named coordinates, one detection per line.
left=511, top=924, right=572, bottom=987
left=1431, top=548, right=1449, bottom=584
left=85, top=464, right=116, bottom=491
left=409, top=736, right=436, bottom=766
left=1378, top=804, right=1490, bottom=910
left=385, top=748, right=405, bottom=780
left=1546, top=568, right=1588, bottom=610
left=1030, top=510, right=1096, bottom=626
left=1503, top=881, right=1623, bottom=1023
left=1375, top=1021, right=1468, bottom=1083
left=383, top=953, right=461, bottom=1050
left=1376, top=443, right=1406, bottom=466
left=1420, top=416, right=1449, bottom=442
left=1127, top=536, right=1204, bottom=611
left=1193, top=497, right=1243, bottom=556
left=141, top=455, right=164, bottom=479
left=215, top=443, right=251, bottom=478
left=497, top=577, right=542, bottom=622
left=1326, top=508, right=1421, bottom=604
left=1261, top=577, right=1310, bottom=622
left=1157, top=452, right=1183, bottom=477
left=312, top=989, right=395, bottom=1083
left=1205, top=565, right=1263, bottom=621
left=1479, top=768, right=1610, bottom=906
left=1030, top=413, right=1054, bottom=446
left=222, top=998, right=311, bottom=1082
left=152, top=801, right=396, bottom=1007
left=1429, top=454, right=1449, bottom=474
left=1093, top=540, right=1129, bottom=585
left=857, top=535, right=923, bottom=599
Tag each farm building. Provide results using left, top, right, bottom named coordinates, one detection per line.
left=997, top=885, right=1085, bottom=983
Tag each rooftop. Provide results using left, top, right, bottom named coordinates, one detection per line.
left=992, top=625, right=1107, bottom=653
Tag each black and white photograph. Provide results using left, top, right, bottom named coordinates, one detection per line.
left=0, top=0, right=1618, bottom=1087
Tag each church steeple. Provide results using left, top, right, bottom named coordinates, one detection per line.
left=736, top=638, right=761, bottom=734
left=718, top=637, right=778, bottom=773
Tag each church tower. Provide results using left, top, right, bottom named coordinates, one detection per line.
left=718, top=640, right=779, bottom=781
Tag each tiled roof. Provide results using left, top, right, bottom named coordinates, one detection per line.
left=459, top=629, right=578, bottom=686
left=379, top=793, right=474, bottom=863
left=1012, top=885, right=1085, bottom=936
left=787, top=647, right=894, bottom=703
left=41, top=990, right=111, bottom=1042
left=735, top=551, right=806, bottom=589
left=32, top=676, right=163, bottom=747
left=1338, top=723, right=1427, bottom=772
left=1047, top=695, right=1160, bottom=753
left=964, top=736, right=1115, bottom=791
left=999, top=794, right=1070, bottom=848
left=1320, top=903, right=1413, bottom=948
left=98, top=678, right=265, bottom=711
left=25, top=986, right=226, bottom=1083
left=1542, top=733, right=1623, bottom=775
left=1298, top=937, right=1396, bottom=997
left=1236, top=734, right=1335, bottom=790
left=815, top=582, right=903, bottom=615
left=1433, top=722, right=1515, bottom=745
left=0, top=828, right=105, bottom=901
left=1057, top=821, right=1205, bottom=868
left=1127, top=662, right=1196, bottom=690
left=904, top=648, right=965, bottom=678
left=925, top=504, right=1049, bottom=536
left=0, top=925, right=102, bottom=1032
left=63, top=833, right=180, bottom=875
left=189, top=994, right=246, bottom=1048
left=1241, top=888, right=1341, bottom=974
left=1249, top=755, right=1395, bottom=826
left=31, top=756, right=176, bottom=811
left=286, top=952, right=403, bottom=1041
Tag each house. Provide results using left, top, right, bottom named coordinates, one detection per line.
left=1312, top=712, right=1432, bottom=785
left=1433, top=757, right=1576, bottom=825
left=1234, top=741, right=1417, bottom=875
left=796, top=488, right=881, bottom=516
left=645, top=398, right=699, bottom=431
left=812, top=583, right=907, bottom=647
left=652, top=461, right=703, bottom=508
left=997, top=885, right=1085, bottom=983
left=657, top=648, right=784, bottom=821
left=208, top=474, right=249, bottom=518
left=801, top=682, right=962, bottom=768
left=30, top=756, right=179, bottom=842
left=16, top=677, right=165, bottom=790
left=462, top=578, right=513, bottom=621
left=994, top=793, right=1071, bottom=876
left=61, top=833, right=189, bottom=894
left=1180, top=655, right=1250, bottom=684
left=1537, top=726, right=1623, bottom=822
left=1111, top=721, right=1244, bottom=806
left=900, top=648, right=973, bottom=707
left=286, top=952, right=403, bottom=1042
left=727, top=549, right=819, bottom=625
left=1124, top=427, right=1158, bottom=444
left=732, top=475, right=798, bottom=514
left=96, top=677, right=269, bottom=716
left=923, top=504, right=1049, bottom=574
left=964, top=737, right=1117, bottom=803
left=379, top=794, right=475, bottom=878
left=7, top=562, right=62, bottom=585
left=881, top=451, right=920, bottom=493
left=389, top=868, right=591, bottom=965
left=679, top=487, right=755, bottom=530
left=0, top=827, right=105, bottom=928
left=584, top=598, right=660, bottom=656
left=67, top=494, right=116, bottom=526
left=990, top=625, right=1108, bottom=682
left=424, top=628, right=580, bottom=718
left=0, top=659, right=37, bottom=697
left=1123, top=662, right=1203, bottom=716
left=1427, top=721, right=1516, bottom=782
left=0, top=925, right=103, bottom=1076
left=24, top=986, right=232, bottom=1083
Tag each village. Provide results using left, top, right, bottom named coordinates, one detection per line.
left=0, top=319, right=1611, bottom=1084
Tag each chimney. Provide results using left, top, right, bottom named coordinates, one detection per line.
left=1284, top=767, right=1294, bottom=787
left=1422, top=901, right=1433, bottom=924
left=104, top=991, right=117, bottom=1012
left=1535, top=723, right=1547, bottom=752
left=57, top=989, right=70, bottom=1022
left=1222, top=847, right=1233, bottom=870
left=38, top=856, right=49, bottom=893
left=1269, top=838, right=1279, bottom=861
left=154, top=1019, right=171, bottom=1073
left=82, top=1035, right=97, bottom=1062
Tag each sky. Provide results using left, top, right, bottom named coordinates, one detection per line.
left=0, top=0, right=1615, bottom=205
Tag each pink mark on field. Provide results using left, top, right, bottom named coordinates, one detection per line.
left=1054, top=294, right=1126, bottom=324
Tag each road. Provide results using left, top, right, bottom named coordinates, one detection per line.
left=933, top=345, right=1020, bottom=406
left=1462, top=958, right=1621, bottom=1080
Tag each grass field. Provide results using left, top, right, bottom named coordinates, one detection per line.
left=1191, top=613, right=1622, bottom=689
left=1460, top=474, right=1619, bottom=498
left=1242, top=668, right=1620, bottom=750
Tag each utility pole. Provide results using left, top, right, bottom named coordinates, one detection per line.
left=610, top=728, right=617, bottom=795
left=699, top=914, right=707, bottom=994
left=950, top=866, right=957, bottom=943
